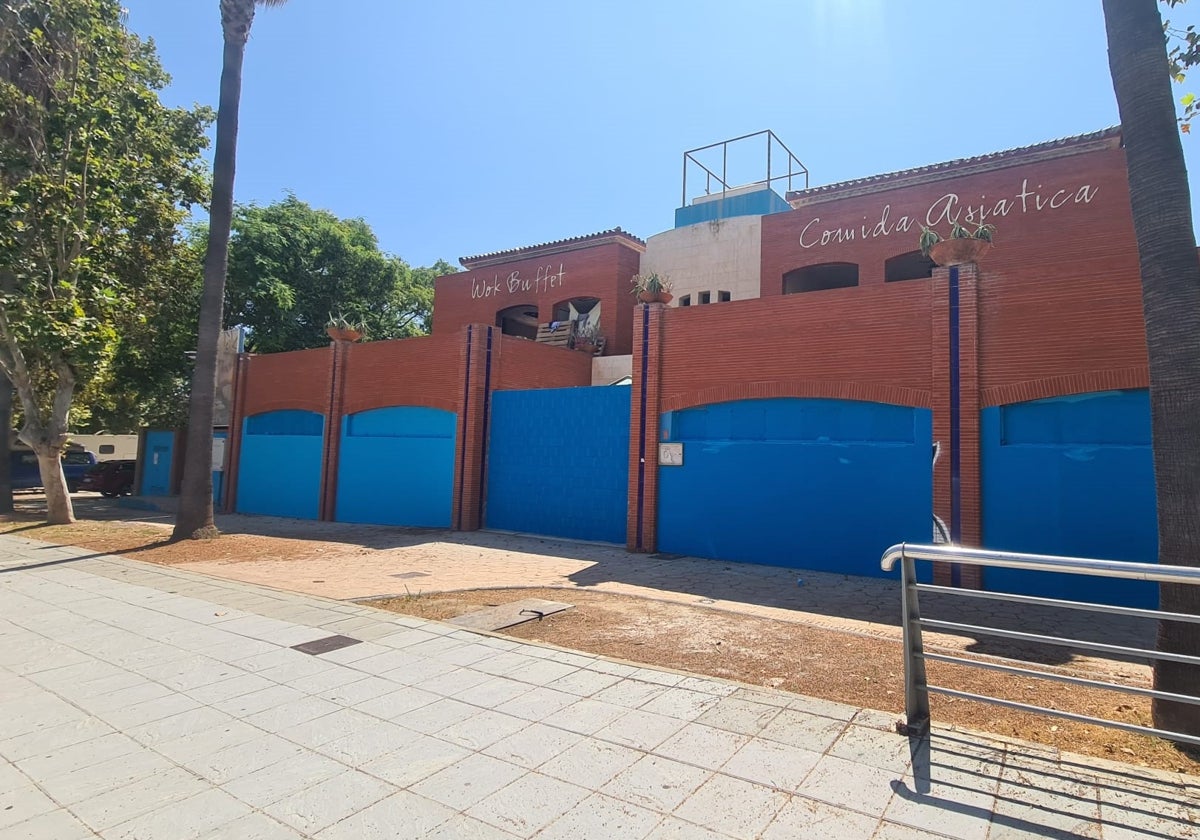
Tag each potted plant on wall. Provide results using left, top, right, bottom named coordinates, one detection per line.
left=573, top=322, right=603, bottom=354
left=919, top=222, right=995, bottom=266
left=326, top=312, right=364, bottom=343
left=631, top=272, right=674, bottom=304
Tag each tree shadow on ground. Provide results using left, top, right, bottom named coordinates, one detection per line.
left=15, top=492, right=1157, bottom=668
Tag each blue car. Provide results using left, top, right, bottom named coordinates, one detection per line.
left=11, top=448, right=98, bottom=493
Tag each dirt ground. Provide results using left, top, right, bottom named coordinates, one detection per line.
left=3, top=501, right=1197, bottom=777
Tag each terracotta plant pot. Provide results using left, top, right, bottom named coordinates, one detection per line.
left=326, top=326, right=363, bottom=342
left=928, top=238, right=990, bottom=267
left=637, top=291, right=674, bottom=304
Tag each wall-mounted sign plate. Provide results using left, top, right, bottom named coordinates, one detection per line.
left=659, top=442, right=684, bottom=466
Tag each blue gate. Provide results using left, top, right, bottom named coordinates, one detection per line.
left=981, top=389, right=1157, bottom=607
left=236, top=410, right=324, bottom=519
left=657, top=398, right=933, bottom=578
left=142, top=430, right=174, bottom=496
left=487, top=387, right=630, bottom=543
left=335, top=406, right=457, bottom=527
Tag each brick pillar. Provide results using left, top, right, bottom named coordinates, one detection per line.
left=931, top=263, right=983, bottom=588
left=319, top=340, right=350, bottom=521
left=628, top=303, right=666, bottom=552
left=453, top=324, right=492, bottom=531
left=223, top=352, right=251, bottom=513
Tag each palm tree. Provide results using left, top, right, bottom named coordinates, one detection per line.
left=173, top=0, right=287, bottom=541
left=1103, top=0, right=1200, bottom=736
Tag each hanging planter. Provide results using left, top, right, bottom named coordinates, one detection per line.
left=636, top=290, right=674, bottom=304
left=325, top=326, right=363, bottom=342
left=631, top=272, right=674, bottom=305
left=325, top=312, right=364, bottom=343
left=928, top=238, right=991, bottom=267
left=919, top=223, right=995, bottom=267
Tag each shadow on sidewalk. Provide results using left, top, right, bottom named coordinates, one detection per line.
left=899, top=730, right=1192, bottom=839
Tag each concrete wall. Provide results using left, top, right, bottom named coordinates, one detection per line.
left=641, top=215, right=762, bottom=306
left=592, top=355, right=632, bottom=386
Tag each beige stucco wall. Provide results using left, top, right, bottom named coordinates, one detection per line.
left=592, top=354, right=632, bottom=386
left=640, top=215, right=762, bottom=306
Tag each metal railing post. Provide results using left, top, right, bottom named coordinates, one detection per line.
left=880, top=542, right=1200, bottom=748
left=900, top=547, right=930, bottom=735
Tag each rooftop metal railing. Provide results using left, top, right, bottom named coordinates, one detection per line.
left=880, top=543, right=1200, bottom=747
left=681, top=130, right=809, bottom=208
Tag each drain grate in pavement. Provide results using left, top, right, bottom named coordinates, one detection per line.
left=390, top=571, right=432, bottom=579
left=291, top=635, right=362, bottom=655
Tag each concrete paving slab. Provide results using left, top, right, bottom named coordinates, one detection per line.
left=0, top=534, right=1193, bottom=840
left=446, top=598, right=574, bottom=632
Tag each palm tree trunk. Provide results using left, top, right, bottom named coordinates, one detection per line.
left=172, top=23, right=250, bottom=540
left=1104, top=0, right=1200, bottom=736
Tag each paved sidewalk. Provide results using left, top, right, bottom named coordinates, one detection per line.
left=0, top=535, right=1192, bottom=839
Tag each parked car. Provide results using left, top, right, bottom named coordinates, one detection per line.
left=10, top=448, right=98, bottom=493
left=78, top=459, right=136, bottom=497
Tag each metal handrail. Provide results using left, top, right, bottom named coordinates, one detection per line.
left=881, top=542, right=1200, bottom=583
left=880, top=542, right=1200, bottom=748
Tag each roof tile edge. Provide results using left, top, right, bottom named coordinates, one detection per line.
left=460, top=227, right=647, bottom=269
left=785, top=127, right=1122, bottom=209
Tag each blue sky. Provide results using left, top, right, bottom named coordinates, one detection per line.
left=122, top=0, right=1199, bottom=268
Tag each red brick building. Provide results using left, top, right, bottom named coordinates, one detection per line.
left=222, top=127, right=1156, bottom=606
left=432, top=228, right=645, bottom=356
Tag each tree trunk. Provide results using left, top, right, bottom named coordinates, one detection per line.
left=1104, top=0, right=1200, bottom=736
left=33, top=446, right=73, bottom=525
left=0, top=372, right=11, bottom=514
left=172, top=31, right=248, bottom=541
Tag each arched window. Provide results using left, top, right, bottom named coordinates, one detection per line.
left=885, top=251, right=936, bottom=283
left=782, top=262, right=859, bottom=294
left=496, top=304, right=538, bottom=340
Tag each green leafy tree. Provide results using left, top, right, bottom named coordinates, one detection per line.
left=174, top=0, right=287, bottom=541
left=1165, top=0, right=1200, bottom=129
left=0, top=0, right=210, bottom=523
left=1104, top=0, right=1200, bottom=737
left=81, top=235, right=203, bottom=432
left=221, top=196, right=441, bottom=352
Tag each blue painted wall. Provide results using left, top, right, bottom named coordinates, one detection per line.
left=657, top=398, right=933, bottom=579
left=981, top=389, right=1157, bottom=607
left=213, top=430, right=227, bottom=507
left=674, top=187, right=791, bottom=228
left=335, top=406, right=456, bottom=527
left=236, top=410, right=324, bottom=520
left=487, top=387, right=630, bottom=543
left=142, top=430, right=174, bottom=496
